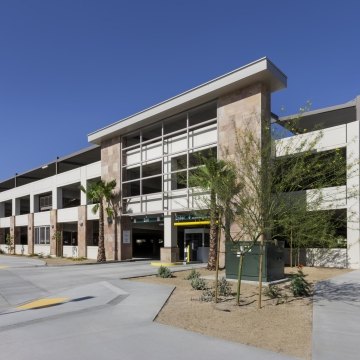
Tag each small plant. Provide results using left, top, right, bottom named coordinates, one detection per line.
left=157, top=265, right=172, bottom=278
left=217, top=277, right=232, bottom=297
left=5, top=234, right=14, bottom=254
left=200, top=288, right=215, bottom=302
left=0, top=248, right=5, bottom=255
left=71, top=257, right=87, bottom=261
left=185, top=269, right=200, bottom=280
left=191, top=277, right=207, bottom=290
left=290, top=268, right=311, bottom=297
left=263, top=284, right=281, bottom=299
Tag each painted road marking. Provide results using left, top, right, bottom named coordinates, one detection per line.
left=0, top=265, right=8, bottom=269
left=17, top=297, right=69, bottom=310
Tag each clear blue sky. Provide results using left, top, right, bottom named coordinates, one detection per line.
left=1, top=0, right=359, bottom=180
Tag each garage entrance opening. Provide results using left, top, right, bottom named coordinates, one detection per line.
left=132, top=216, right=164, bottom=259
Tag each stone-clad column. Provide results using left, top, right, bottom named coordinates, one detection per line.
left=28, top=213, right=34, bottom=255
left=101, top=136, right=133, bottom=261
left=101, top=136, right=122, bottom=260
left=78, top=205, right=87, bottom=258
left=119, top=216, right=132, bottom=260
left=10, top=216, right=16, bottom=254
left=217, top=82, right=271, bottom=267
left=50, top=209, right=58, bottom=256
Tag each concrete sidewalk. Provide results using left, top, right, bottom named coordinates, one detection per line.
left=0, top=280, right=293, bottom=360
left=0, top=255, right=294, bottom=360
left=313, top=270, right=360, bottom=360
left=0, top=255, right=46, bottom=268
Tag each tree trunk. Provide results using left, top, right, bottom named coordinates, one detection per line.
left=97, top=201, right=106, bottom=262
left=297, top=247, right=300, bottom=267
left=214, top=214, right=222, bottom=303
left=207, top=190, right=217, bottom=270
left=290, top=227, right=293, bottom=267
left=258, top=237, right=264, bottom=309
left=236, top=252, right=244, bottom=305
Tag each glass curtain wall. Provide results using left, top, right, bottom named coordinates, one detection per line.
left=121, top=101, right=218, bottom=213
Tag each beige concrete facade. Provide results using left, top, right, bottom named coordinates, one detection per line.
left=101, top=137, right=125, bottom=261
left=0, top=58, right=295, bottom=266
left=9, top=216, right=15, bottom=254
left=27, top=213, right=34, bottom=255
left=160, top=247, right=180, bottom=263
left=119, top=216, right=132, bottom=260
left=50, top=209, right=57, bottom=256
left=77, top=206, right=87, bottom=258
left=217, top=82, right=271, bottom=267
left=96, top=82, right=272, bottom=264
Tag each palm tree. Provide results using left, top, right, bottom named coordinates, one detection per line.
left=80, top=179, right=116, bottom=262
left=189, top=157, right=230, bottom=270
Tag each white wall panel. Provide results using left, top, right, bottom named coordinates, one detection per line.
left=87, top=205, right=99, bottom=220
left=0, top=244, right=8, bottom=253
left=15, top=214, right=28, bottom=227
left=168, top=133, right=187, bottom=154
left=143, top=194, right=163, bottom=212
left=143, top=141, right=162, bottom=161
left=87, top=246, right=98, bottom=259
left=126, top=198, right=141, bottom=214
left=276, top=124, right=347, bottom=156
left=126, top=148, right=141, bottom=165
left=0, top=217, right=11, bottom=228
left=34, top=245, right=50, bottom=256
left=306, top=186, right=347, bottom=210
left=189, top=125, right=217, bottom=148
left=57, top=207, right=78, bottom=223
left=62, top=245, right=78, bottom=258
left=34, top=211, right=50, bottom=226
left=169, top=194, right=188, bottom=210
left=15, top=245, right=28, bottom=255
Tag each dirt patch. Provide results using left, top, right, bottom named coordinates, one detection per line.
left=132, top=266, right=351, bottom=359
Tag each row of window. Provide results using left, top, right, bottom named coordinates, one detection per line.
left=122, top=147, right=217, bottom=197
left=123, top=147, right=216, bottom=182
left=122, top=102, right=217, bottom=148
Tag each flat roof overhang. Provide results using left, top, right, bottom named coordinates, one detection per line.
left=0, top=145, right=100, bottom=192
left=278, top=100, right=356, bottom=132
left=88, top=57, right=287, bottom=145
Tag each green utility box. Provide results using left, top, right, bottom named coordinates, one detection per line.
left=225, top=242, right=284, bottom=282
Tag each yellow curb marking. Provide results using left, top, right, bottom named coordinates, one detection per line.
left=0, top=265, right=8, bottom=269
left=17, top=297, right=69, bottom=310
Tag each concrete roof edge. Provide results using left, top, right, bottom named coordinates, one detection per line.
left=0, top=145, right=100, bottom=185
left=279, top=99, right=357, bottom=121
left=88, top=57, right=286, bottom=144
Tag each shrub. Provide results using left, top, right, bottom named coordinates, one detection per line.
left=5, top=234, right=14, bottom=254
left=263, top=285, right=281, bottom=299
left=0, top=248, right=5, bottom=255
left=290, top=269, right=311, bottom=297
left=200, top=288, right=215, bottom=302
left=157, top=265, right=172, bottom=278
left=191, top=277, right=207, bottom=290
left=185, top=269, right=200, bottom=280
left=217, top=277, right=232, bottom=297
left=71, top=257, right=87, bottom=261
